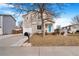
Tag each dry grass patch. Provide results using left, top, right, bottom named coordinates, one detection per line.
left=30, top=34, right=79, bottom=46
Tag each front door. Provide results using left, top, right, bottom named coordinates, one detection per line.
left=47, top=24, right=52, bottom=33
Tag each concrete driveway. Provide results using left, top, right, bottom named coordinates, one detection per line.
left=0, top=34, right=28, bottom=47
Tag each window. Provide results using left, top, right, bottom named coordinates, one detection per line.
left=37, top=25, right=41, bottom=29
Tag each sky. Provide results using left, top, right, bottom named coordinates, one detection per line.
left=0, top=3, right=79, bottom=28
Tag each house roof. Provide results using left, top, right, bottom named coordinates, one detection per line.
left=44, top=18, right=55, bottom=23
left=22, top=11, right=55, bottom=23
left=22, top=11, right=36, bottom=17
left=62, top=24, right=79, bottom=28
left=45, top=20, right=54, bottom=25
left=69, top=24, right=79, bottom=26
left=0, top=14, right=16, bottom=21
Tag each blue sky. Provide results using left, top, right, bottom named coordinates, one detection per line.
left=0, top=3, right=79, bottom=28
left=53, top=3, right=79, bottom=28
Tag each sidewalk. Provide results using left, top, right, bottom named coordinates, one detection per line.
left=0, top=46, right=79, bottom=56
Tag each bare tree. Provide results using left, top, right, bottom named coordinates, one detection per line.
left=18, top=21, right=23, bottom=29
left=7, top=3, right=65, bottom=38
left=71, top=15, right=79, bottom=25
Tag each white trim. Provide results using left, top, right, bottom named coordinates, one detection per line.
left=1, top=16, right=3, bottom=34
left=0, top=16, right=3, bottom=34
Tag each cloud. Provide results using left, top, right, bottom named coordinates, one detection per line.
left=0, top=4, right=14, bottom=8
left=54, top=18, right=71, bottom=29
left=8, top=4, right=15, bottom=8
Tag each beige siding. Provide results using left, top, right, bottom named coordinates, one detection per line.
left=23, top=14, right=32, bottom=28
left=32, top=24, right=37, bottom=33
left=23, top=11, right=54, bottom=34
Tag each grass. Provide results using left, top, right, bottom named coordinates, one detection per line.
left=30, top=34, right=79, bottom=46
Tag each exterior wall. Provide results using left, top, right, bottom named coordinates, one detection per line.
left=23, top=13, right=32, bottom=34
left=23, top=12, right=42, bottom=34
left=51, top=24, right=54, bottom=32
left=0, top=16, right=1, bottom=26
left=2, top=15, right=16, bottom=34
left=23, top=11, right=54, bottom=34
left=0, top=16, right=3, bottom=35
left=63, top=24, right=79, bottom=33
left=32, top=13, right=42, bottom=33
left=32, top=23, right=37, bottom=33
left=70, top=25, right=79, bottom=33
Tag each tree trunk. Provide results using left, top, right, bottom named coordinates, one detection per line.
left=40, top=10, right=45, bottom=38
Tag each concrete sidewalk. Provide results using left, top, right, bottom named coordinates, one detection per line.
left=0, top=34, right=28, bottom=47
left=0, top=46, right=79, bottom=56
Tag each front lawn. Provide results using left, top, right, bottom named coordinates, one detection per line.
left=30, top=34, right=79, bottom=46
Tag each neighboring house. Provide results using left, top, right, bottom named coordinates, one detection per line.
left=62, top=24, right=79, bottom=33
left=22, top=11, right=55, bottom=34
left=0, top=14, right=16, bottom=35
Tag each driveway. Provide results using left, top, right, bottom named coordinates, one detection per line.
left=0, top=34, right=28, bottom=47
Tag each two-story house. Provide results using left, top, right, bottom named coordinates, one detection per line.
left=22, top=11, right=55, bottom=34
